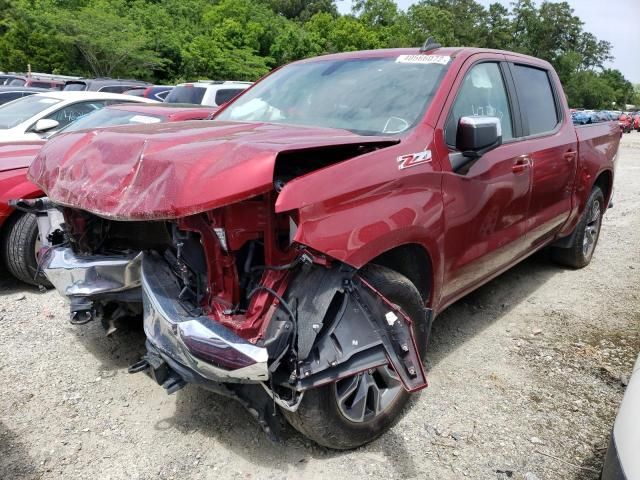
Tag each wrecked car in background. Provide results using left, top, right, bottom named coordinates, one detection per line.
left=24, top=45, right=620, bottom=449
left=1, top=103, right=216, bottom=286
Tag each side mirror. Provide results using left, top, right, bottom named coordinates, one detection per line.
left=451, top=116, right=502, bottom=173
left=32, top=118, right=60, bottom=133
left=456, top=116, right=502, bottom=157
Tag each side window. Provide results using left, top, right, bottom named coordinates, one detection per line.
left=215, top=88, right=243, bottom=106
left=445, top=62, right=513, bottom=146
left=511, top=65, right=559, bottom=135
left=45, top=101, right=108, bottom=129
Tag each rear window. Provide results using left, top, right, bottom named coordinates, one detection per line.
left=164, top=86, right=206, bottom=105
left=99, top=85, right=133, bottom=93
left=30, top=81, right=52, bottom=89
left=512, top=65, right=559, bottom=135
left=63, top=82, right=87, bottom=91
left=214, top=88, right=244, bottom=106
left=8, top=78, right=26, bottom=86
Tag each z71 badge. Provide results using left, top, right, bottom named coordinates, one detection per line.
left=397, top=150, right=432, bottom=170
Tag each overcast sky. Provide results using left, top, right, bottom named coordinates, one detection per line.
left=336, top=0, right=640, bottom=83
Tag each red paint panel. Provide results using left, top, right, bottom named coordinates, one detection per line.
left=0, top=141, right=45, bottom=172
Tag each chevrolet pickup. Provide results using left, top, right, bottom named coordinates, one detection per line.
left=24, top=45, right=620, bottom=449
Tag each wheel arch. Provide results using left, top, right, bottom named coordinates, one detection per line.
left=593, top=169, right=613, bottom=206
left=367, top=243, right=434, bottom=305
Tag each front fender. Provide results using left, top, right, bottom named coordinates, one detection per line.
left=0, top=168, right=44, bottom=227
left=277, top=168, right=445, bottom=304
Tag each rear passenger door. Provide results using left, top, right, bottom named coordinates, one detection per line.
left=507, top=61, right=578, bottom=247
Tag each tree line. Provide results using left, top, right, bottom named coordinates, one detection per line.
left=0, top=0, right=636, bottom=109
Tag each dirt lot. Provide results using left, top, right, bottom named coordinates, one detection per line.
left=1, top=134, right=638, bottom=480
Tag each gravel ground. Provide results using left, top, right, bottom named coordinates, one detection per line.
left=1, top=134, right=639, bottom=480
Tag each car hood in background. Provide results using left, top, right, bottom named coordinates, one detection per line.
left=29, top=120, right=397, bottom=220
left=0, top=140, right=46, bottom=172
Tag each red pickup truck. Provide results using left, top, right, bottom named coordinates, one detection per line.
left=25, top=46, right=619, bottom=449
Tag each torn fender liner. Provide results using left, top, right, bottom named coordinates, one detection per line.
left=293, top=269, right=428, bottom=393
left=28, top=120, right=397, bottom=221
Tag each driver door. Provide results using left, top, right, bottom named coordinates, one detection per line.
left=437, top=59, right=533, bottom=305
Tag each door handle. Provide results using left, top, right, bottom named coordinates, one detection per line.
left=512, top=156, right=531, bottom=174
left=564, top=151, right=577, bottom=162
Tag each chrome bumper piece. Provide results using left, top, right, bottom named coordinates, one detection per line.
left=141, top=252, right=269, bottom=383
left=42, top=246, right=142, bottom=297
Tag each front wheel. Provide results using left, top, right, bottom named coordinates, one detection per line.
left=1, top=213, right=51, bottom=287
left=282, top=264, right=430, bottom=450
left=552, top=186, right=604, bottom=269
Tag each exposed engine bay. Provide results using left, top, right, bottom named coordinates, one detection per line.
left=21, top=195, right=428, bottom=439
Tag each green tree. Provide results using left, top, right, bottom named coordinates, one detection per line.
left=181, top=0, right=279, bottom=81
left=405, top=4, right=455, bottom=46
left=305, top=12, right=382, bottom=53
left=263, top=0, right=337, bottom=21
left=564, top=70, right=615, bottom=109
left=485, top=3, right=512, bottom=50
left=419, top=0, right=489, bottom=47
left=600, top=69, right=635, bottom=108
left=48, top=0, right=166, bottom=79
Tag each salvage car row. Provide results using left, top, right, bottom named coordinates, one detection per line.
left=0, top=71, right=252, bottom=108
left=0, top=46, right=630, bottom=470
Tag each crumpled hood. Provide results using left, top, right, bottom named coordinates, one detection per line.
left=29, top=120, right=396, bottom=220
left=0, top=140, right=46, bottom=172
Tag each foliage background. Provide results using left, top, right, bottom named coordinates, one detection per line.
left=0, top=0, right=636, bottom=108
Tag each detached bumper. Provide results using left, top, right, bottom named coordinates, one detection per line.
left=43, top=247, right=142, bottom=297
left=141, top=252, right=269, bottom=383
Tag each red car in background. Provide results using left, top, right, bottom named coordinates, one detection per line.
left=633, top=113, right=640, bottom=132
left=618, top=113, right=633, bottom=133
left=0, top=103, right=216, bottom=285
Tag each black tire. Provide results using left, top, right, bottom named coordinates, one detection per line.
left=1, top=213, right=51, bottom=287
left=282, top=264, right=430, bottom=450
left=552, top=186, right=604, bottom=269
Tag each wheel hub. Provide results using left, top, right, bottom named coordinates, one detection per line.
left=583, top=199, right=602, bottom=258
left=334, top=365, right=402, bottom=423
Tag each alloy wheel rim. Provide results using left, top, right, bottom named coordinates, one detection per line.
left=334, top=365, right=402, bottom=423
left=583, top=199, right=601, bottom=258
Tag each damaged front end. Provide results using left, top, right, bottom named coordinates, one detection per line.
left=24, top=189, right=428, bottom=442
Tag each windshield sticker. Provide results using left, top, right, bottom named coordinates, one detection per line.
left=397, top=150, right=432, bottom=170
left=396, top=55, right=450, bottom=65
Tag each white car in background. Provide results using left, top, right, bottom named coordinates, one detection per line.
left=164, top=80, right=251, bottom=107
left=602, top=353, right=640, bottom=479
left=0, top=91, right=157, bottom=142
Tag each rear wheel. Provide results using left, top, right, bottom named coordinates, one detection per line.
left=552, top=186, right=604, bottom=269
left=1, top=213, right=51, bottom=287
left=282, top=264, right=430, bottom=450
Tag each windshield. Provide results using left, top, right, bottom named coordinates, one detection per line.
left=0, top=95, right=61, bottom=129
left=53, top=107, right=163, bottom=136
left=217, top=56, right=450, bottom=135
